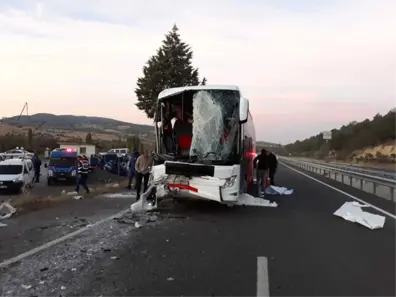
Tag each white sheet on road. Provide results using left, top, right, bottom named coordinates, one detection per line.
left=236, top=194, right=278, bottom=207
left=264, top=185, right=294, bottom=195
left=0, top=202, right=16, bottom=220
left=103, top=193, right=136, bottom=199
left=333, top=201, right=386, bottom=230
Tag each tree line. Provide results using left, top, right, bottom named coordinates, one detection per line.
left=0, top=131, right=151, bottom=154
left=285, top=109, right=396, bottom=161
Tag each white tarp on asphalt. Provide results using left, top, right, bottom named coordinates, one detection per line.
left=333, top=201, right=386, bottom=230
left=103, top=193, right=136, bottom=199
left=264, top=185, right=294, bottom=195
left=236, top=194, right=278, bottom=207
left=0, top=202, right=16, bottom=220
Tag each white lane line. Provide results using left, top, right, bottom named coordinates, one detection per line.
left=280, top=162, right=396, bottom=220
left=0, top=209, right=130, bottom=269
left=257, top=256, right=270, bottom=297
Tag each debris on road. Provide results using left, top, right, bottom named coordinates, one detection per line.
left=333, top=201, right=386, bottom=229
left=114, top=209, right=160, bottom=228
left=0, top=222, right=7, bottom=227
left=236, top=194, right=278, bottom=207
left=105, top=183, right=120, bottom=188
left=265, top=185, right=294, bottom=195
left=130, top=185, right=158, bottom=213
left=72, top=195, right=83, bottom=200
left=102, top=192, right=136, bottom=199
left=0, top=201, right=16, bottom=220
left=21, top=284, right=32, bottom=289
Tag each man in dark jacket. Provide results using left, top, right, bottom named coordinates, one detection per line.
left=253, top=149, right=269, bottom=195
left=267, top=151, right=278, bottom=186
left=253, top=149, right=278, bottom=193
left=31, top=152, right=42, bottom=183
left=126, top=150, right=139, bottom=190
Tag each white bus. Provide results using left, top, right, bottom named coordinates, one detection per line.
left=145, top=85, right=256, bottom=207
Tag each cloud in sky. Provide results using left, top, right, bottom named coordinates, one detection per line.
left=0, top=0, right=395, bottom=143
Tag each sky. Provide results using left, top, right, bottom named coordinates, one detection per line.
left=0, top=0, right=395, bottom=144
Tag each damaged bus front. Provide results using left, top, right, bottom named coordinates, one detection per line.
left=145, top=85, right=256, bottom=208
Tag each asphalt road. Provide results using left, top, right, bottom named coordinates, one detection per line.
left=0, top=163, right=395, bottom=296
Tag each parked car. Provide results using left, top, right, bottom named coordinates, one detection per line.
left=0, top=158, right=35, bottom=194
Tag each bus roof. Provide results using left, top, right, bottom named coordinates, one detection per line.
left=158, top=85, right=240, bottom=101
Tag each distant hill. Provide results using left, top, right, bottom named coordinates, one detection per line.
left=285, top=109, right=396, bottom=162
left=256, top=141, right=286, bottom=155
left=1, top=113, right=154, bottom=141
left=256, top=141, right=282, bottom=148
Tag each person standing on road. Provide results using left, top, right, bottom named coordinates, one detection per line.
left=75, top=155, right=90, bottom=194
left=126, top=150, right=139, bottom=190
left=253, top=149, right=270, bottom=195
left=82, top=155, right=91, bottom=173
left=31, top=152, right=42, bottom=183
left=267, top=151, right=278, bottom=186
left=134, top=150, right=152, bottom=201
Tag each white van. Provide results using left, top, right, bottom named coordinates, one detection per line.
left=0, top=158, right=35, bottom=194
left=108, top=148, right=129, bottom=155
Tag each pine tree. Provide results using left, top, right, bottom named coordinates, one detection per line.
left=135, top=25, right=203, bottom=119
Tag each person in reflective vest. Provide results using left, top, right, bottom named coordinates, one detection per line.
left=75, top=155, right=90, bottom=194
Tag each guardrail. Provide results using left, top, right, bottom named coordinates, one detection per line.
left=281, top=158, right=396, bottom=202
left=294, top=158, right=396, bottom=180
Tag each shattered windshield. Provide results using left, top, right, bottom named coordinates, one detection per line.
left=189, top=90, right=239, bottom=163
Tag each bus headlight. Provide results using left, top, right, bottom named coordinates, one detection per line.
left=48, top=170, right=54, bottom=177
left=224, top=175, right=237, bottom=188
left=71, top=170, right=76, bottom=176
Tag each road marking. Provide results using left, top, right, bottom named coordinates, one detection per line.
left=0, top=209, right=130, bottom=269
left=280, top=162, right=396, bottom=220
left=257, top=256, right=270, bottom=297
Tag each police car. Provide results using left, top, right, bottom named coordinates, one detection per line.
left=0, top=158, right=35, bottom=193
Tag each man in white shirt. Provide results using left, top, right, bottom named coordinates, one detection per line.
left=134, top=150, right=152, bottom=201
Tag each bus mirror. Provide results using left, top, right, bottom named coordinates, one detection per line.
left=239, top=97, right=249, bottom=123
left=156, top=121, right=162, bottom=128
